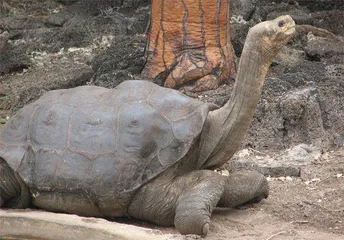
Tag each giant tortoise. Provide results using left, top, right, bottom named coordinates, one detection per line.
left=0, top=16, right=296, bottom=236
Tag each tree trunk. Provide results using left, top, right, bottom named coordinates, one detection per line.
left=142, top=0, right=236, bottom=91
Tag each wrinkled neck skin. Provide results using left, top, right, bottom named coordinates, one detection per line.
left=198, top=37, right=273, bottom=169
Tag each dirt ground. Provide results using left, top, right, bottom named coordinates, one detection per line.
left=0, top=0, right=343, bottom=239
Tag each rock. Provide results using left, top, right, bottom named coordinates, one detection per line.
left=0, top=0, right=147, bottom=54
left=243, top=76, right=308, bottom=151
left=265, top=2, right=312, bottom=25
left=46, top=0, right=118, bottom=26
left=92, top=35, right=146, bottom=88
left=274, top=47, right=306, bottom=69
left=295, top=0, right=343, bottom=12
left=0, top=209, right=184, bottom=240
left=230, top=22, right=250, bottom=55
left=0, top=31, right=8, bottom=53
left=286, top=176, right=293, bottom=181
left=0, top=39, right=30, bottom=74
left=231, top=0, right=258, bottom=21
left=325, top=64, right=344, bottom=81
left=0, top=16, right=46, bottom=31
left=311, top=10, right=344, bottom=36
left=304, top=33, right=344, bottom=62
left=279, top=144, right=321, bottom=164
left=120, top=0, right=150, bottom=11
left=317, top=78, right=344, bottom=149
left=279, top=87, right=329, bottom=149
left=3, top=61, right=93, bottom=112
left=279, top=87, right=315, bottom=125
left=227, top=144, right=321, bottom=177
left=56, top=0, right=79, bottom=5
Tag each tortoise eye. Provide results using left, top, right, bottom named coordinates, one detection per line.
left=278, top=20, right=286, bottom=27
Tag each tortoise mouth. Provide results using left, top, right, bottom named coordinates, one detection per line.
left=284, top=23, right=296, bottom=36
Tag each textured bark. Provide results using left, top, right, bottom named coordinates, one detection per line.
left=142, top=0, right=236, bottom=91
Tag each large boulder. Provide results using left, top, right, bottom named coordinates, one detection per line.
left=0, top=209, right=189, bottom=240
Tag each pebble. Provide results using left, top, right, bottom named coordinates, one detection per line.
left=304, top=178, right=321, bottom=185
left=286, top=176, right=293, bottom=181
left=266, top=176, right=293, bottom=182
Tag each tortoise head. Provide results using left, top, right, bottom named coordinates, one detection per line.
left=247, top=15, right=296, bottom=60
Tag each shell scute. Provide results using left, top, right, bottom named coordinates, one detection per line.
left=53, top=150, right=92, bottom=189
left=29, top=103, right=73, bottom=151
left=31, top=149, right=60, bottom=190
left=68, top=105, right=117, bottom=158
left=59, top=86, right=108, bottom=107
left=148, top=91, right=202, bottom=122
left=0, top=103, right=37, bottom=145
left=117, top=101, right=173, bottom=161
left=158, top=138, right=186, bottom=166
left=172, top=108, right=208, bottom=141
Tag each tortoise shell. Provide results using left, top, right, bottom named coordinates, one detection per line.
left=0, top=80, right=212, bottom=199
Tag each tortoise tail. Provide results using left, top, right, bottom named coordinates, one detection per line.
left=0, top=158, right=31, bottom=208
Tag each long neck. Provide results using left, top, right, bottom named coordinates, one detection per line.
left=198, top=40, right=271, bottom=169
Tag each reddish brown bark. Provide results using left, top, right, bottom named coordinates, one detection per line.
left=142, top=0, right=236, bottom=91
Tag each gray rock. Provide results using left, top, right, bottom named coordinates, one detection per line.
left=92, top=35, right=146, bottom=88
left=4, top=62, right=93, bottom=112
left=0, top=31, right=8, bottom=54
left=46, top=0, right=118, bottom=26
left=230, top=22, right=251, bottom=55
left=304, top=33, right=344, bottom=61
left=0, top=16, right=46, bottom=31
left=227, top=144, right=321, bottom=177
left=265, top=3, right=312, bottom=24
left=317, top=78, right=344, bottom=149
left=325, top=64, right=344, bottom=81
left=279, top=144, right=321, bottom=165
left=0, top=39, right=29, bottom=74
left=55, top=0, right=79, bottom=5
left=278, top=87, right=329, bottom=149
left=0, top=209, right=183, bottom=240
left=231, top=0, right=258, bottom=20
left=279, top=87, right=315, bottom=125
left=294, top=0, right=343, bottom=11
left=311, top=10, right=344, bottom=36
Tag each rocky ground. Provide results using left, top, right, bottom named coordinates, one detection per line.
left=0, top=0, right=343, bottom=239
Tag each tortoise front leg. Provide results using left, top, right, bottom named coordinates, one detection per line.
left=173, top=170, right=225, bottom=236
left=128, top=169, right=225, bottom=236
left=174, top=170, right=269, bottom=235
left=217, top=171, right=269, bottom=208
